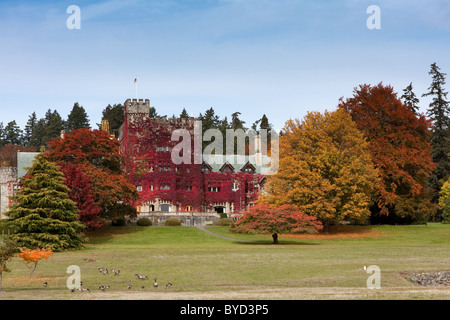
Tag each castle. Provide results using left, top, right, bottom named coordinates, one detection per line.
left=118, top=98, right=271, bottom=223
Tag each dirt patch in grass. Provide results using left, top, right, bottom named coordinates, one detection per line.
left=12, top=276, right=52, bottom=284
left=282, top=225, right=384, bottom=240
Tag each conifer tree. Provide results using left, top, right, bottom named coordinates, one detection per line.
left=231, top=111, right=246, bottom=130
left=29, top=118, right=47, bottom=148
left=23, top=112, right=37, bottom=147
left=0, top=122, right=5, bottom=148
left=7, top=149, right=85, bottom=251
left=99, top=104, right=124, bottom=138
left=180, top=108, right=189, bottom=119
left=422, top=63, right=450, bottom=205
left=401, top=82, right=420, bottom=114
left=66, top=102, right=90, bottom=132
left=3, top=121, right=22, bottom=145
left=44, top=109, right=64, bottom=144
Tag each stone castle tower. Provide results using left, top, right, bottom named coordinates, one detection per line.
left=124, top=98, right=150, bottom=122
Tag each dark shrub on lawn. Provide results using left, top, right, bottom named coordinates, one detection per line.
left=137, top=218, right=152, bottom=226
left=112, top=217, right=126, bottom=226
left=165, top=218, right=181, bottom=226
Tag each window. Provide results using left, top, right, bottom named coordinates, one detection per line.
left=244, top=167, right=254, bottom=174
left=232, top=182, right=239, bottom=191
left=186, top=205, right=193, bottom=212
left=137, top=186, right=143, bottom=192
left=202, top=167, right=211, bottom=173
left=208, top=187, right=221, bottom=192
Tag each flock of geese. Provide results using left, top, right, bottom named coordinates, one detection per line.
left=53, top=267, right=173, bottom=293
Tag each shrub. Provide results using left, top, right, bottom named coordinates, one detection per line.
left=137, top=218, right=152, bottom=226
left=165, top=218, right=181, bottom=226
left=219, top=213, right=228, bottom=219
left=111, top=217, right=126, bottom=226
left=216, top=218, right=233, bottom=226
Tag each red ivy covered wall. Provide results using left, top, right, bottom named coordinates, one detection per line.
left=122, top=116, right=263, bottom=213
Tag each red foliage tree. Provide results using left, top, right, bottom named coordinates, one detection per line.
left=46, top=128, right=139, bottom=221
left=338, top=83, right=437, bottom=221
left=231, top=203, right=323, bottom=243
left=60, top=163, right=103, bottom=230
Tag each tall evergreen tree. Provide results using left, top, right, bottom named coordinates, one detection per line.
left=66, top=102, right=90, bottom=132
left=422, top=63, right=450, bottom=205
left=231, top=111, right=246, bottom=130
left=29, top=118, right=47, bottom=148
left=3, top=121, right=22, bottom=145
left=180, top=108, right=189, bottom=119
left=199, top=108, right=221, bottom=151
left=23, top=112, right=37, bottom=147
left=100, top=104, right=124, bottom=138
left=7, top=149, right=85, bottom=251
left=44, top=109, right=64, bottom=144
left=259, top=114, right=271, bottom=131
left=401, top=82, right=420, bottom=114
left=0, top=122, right=5, bottom=149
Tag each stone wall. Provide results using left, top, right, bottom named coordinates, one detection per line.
left=0, top=167, right=17, bottom=218
left=135, top=211, right=221, bottom=226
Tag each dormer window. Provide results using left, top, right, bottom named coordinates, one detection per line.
left=241, top=162, right=256, bottom=174
left=219, top=162, right=235, bottom=173
left=201, top=163, right=212, bottom=174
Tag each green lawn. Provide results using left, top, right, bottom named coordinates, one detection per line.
left=0, top=223, right=449, bottom=300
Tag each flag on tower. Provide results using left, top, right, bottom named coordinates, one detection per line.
left=134, top=77, right=137, bottom=84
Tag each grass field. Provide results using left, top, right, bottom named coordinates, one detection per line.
left=0, top=223, right=449, bottom=300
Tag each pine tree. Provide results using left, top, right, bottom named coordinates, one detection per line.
left=422, top=63, right=450, bottom=205
left=23, top=112, right=37, bottom=147
left=99, top=104, right=124, bottom=138
left=199, top=108, right=221, bottom=151
left=401, top=82, right=420, bottom=114
left=0, top=122, right=5, bottom=149
left=180, top=108, right=189, bottom=119
left=66, top=102, right=90, bottom=132
left=29, top=118, right=46, bottom=148
left=44, top=109, right=64, bottom=144
left=231, top=112, right=246, bottom=130
left=7, top=149, right=85, bottom=251
left=3, top=121, right=22, bottom=145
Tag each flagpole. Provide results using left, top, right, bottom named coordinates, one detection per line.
left=135, top=76, right=138, bottom=99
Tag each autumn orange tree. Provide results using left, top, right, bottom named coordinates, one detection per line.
left=231, top=203, right=322, bottom=243
left=18, top=248, right=53, bottom=280
left=339, top=83, right=437, bottom=223
left=260, top=109, right=380, bottom=231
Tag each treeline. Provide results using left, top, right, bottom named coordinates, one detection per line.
left=0, top=101, right=273, bottom=164
left=100, top=103, right=273, bottom=140
left=0, top=102, right=272, bottom=150
left=0, top=102, right=90, bottom=149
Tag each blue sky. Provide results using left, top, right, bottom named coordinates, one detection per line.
left=0, top=0, right=449, bottom=131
